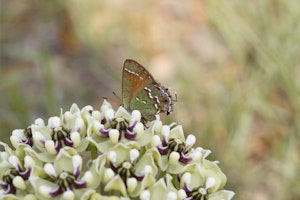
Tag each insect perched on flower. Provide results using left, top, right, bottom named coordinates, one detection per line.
left=122, top=59, right=176, bottom=121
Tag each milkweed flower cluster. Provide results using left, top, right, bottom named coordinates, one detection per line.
left=0, top=100, right=234, bottom=200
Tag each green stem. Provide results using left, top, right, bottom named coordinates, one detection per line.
left=87, top=145, right=98, bottom=160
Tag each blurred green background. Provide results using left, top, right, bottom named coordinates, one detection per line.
left=1, top=1, right=299, bottom=199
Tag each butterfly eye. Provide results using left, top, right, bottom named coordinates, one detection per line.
left=162, top=97, right=169, bottom=103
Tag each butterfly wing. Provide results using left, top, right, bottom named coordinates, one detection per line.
left=122, top=59, right=174, bottom=121
left=131, top=83, right=172, bottom=121
left=122, top=59, right=155, bottom=110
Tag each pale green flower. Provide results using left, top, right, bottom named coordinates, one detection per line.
left=87, top=100, right=153, bottom=153
left=98, top=143, right=157, bottom=198
left=150, top=124, right=204, bottom=174
left=29, top=148, right=100, bottom=200
left=0, top=100, right=234, bottom=199
left=176, top=161, right=229, bottom=200
left=0, top=143, right=33, bottom=198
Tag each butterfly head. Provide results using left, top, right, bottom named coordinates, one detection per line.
left=158, top=87, right=176, bottom=116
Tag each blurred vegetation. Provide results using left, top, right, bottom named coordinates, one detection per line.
left=1, top=0, right=299, bottom=199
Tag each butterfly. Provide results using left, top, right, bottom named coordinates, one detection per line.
left=122, top=59, right=176, bottom=121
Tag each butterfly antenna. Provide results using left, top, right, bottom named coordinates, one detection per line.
left=113, top=91, right=123, bottom=106
left=172, top=92, right=178, bottom=105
